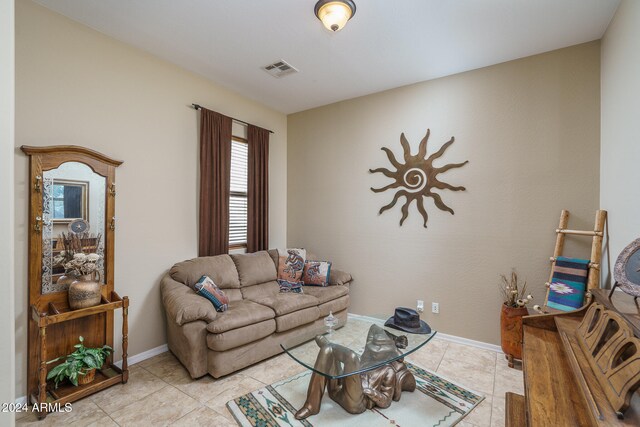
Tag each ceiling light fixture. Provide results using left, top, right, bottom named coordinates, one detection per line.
left=314, top=0, right=356, bottom=32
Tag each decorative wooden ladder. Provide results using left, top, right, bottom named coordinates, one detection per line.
left=539, top=209, right=608, bottom=312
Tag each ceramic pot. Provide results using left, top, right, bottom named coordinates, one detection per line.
left=77, top=368, right=96, bottom=385
left=500, top=303, right=529, bottom=363
left=68, top=274, right=101, bottom=310
left=56, top=274, right=75, bottom=288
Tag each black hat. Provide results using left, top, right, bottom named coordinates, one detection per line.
left=385, top=307, right=431, bottom=335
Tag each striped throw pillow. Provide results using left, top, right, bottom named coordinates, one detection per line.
left=195, top=275, right=229, bottom=312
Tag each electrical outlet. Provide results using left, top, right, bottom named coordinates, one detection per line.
left=416, top=300, right=424, bottom=313
left=432, top=302, right=440, bottom=314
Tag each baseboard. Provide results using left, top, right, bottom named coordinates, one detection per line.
left=16, top=314, right=502, bottom=404
left=16, top=343, right=170, bottom=405
left=113, top=343, right=168, bottom=369
left=348, top=313, right=502, bottom=353
left=434, top=332, right=502, bottom=353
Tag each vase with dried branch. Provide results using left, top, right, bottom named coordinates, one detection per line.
left=53, top=232, right=102, bottom=283
left=499, top=270, right=533, bottom=308
left=498, top=270, right=533, bottom=368
left=52, top=232, right=104, bottom=309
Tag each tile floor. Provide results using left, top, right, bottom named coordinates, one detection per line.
left=16, top=338, right=523, bottom=426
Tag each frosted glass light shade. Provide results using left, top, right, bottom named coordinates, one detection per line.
left=315, top=0, right=356, bottom=32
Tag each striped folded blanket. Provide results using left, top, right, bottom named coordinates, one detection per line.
left=547, top=256, right=589, bottom=311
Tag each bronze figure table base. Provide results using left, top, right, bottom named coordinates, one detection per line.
left=294, top=329, right=417, bottom=420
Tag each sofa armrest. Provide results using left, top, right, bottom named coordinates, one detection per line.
left=329, top=269, right=353, bottom=286
left=161, top=274, right=217, bottom=326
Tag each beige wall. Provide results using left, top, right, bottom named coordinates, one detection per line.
left=14, top=0, right=287, bottom=397
left=1, top=0, right=16, bottom=422
left=288, top=42, right=601, bottom=345
left=600, top=0, right=640, bottom=280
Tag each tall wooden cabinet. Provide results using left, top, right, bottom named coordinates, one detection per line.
left=21, top=145, right=129, bottom=419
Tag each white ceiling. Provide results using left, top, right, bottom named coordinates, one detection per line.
left=35, top=0, right=620, bottom=114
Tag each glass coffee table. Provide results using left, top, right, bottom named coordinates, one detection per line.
left=280, top=315, right=437, bottom=419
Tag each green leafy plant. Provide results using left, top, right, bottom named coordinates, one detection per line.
left=46, top=336, right=113, bottom=388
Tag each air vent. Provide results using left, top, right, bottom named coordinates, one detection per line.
left=262, top=60, right=299, bottom=78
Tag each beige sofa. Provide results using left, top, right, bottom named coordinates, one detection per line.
left=160, top=249, right=352, bottom=378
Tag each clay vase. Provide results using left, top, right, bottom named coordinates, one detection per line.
left=500, top=303, right=529, bottom=366
left=56, top=274, right=75, bottom=288
left=68, top=274, right=101, bottom=310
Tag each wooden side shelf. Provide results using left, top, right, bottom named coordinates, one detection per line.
left=30, top=364, right=125, bottom=408
left=30, top=295, right=129, bottom=419
left=31, top=291, right=124, bottom=327
left=49, top=365, right=122, bottom=401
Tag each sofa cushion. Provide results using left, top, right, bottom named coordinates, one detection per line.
left=252, top=293, right=319, bottom=316
left=318, top=295, right=350, bottom=317
left=161, top=275, right=218, bottom=326
left=301, top=285, right=348, bottom=305
left=267, top=249, right=279, bottom=268
left=207, top=320, right=276, bottom=351
left=221, top=289, right=243, bottom=302
left=231, top=251, right=277, bottom=287
left=206, top=300, right=275, bottom=334
left=275, top=306, right=320, bottom=332
left=329, top=268, right=352, bottom=285
left=170, top=255, right=240, bottom=290
left=240, top=281, right=280, bottom=300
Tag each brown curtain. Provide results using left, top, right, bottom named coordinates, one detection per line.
left=247, top=124, right=270, bottom=252
left=199, top=108, right=232, bottom=256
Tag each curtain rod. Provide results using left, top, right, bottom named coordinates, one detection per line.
left=191, top=104, right=274, bottom=134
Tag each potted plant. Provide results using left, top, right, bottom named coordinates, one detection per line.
left=499, top=270, right=533, bottom=367
left=46, top=336, right=113, bottom=388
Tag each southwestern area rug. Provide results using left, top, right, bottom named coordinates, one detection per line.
left=226, top=362, right=484, bottom=427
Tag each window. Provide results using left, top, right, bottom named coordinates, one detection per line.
left=229, top=137, right=248, bottom=248
left=51, top=179, right=88, bottom=222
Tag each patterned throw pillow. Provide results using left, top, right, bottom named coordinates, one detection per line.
left=302, top=260, right=332, bottom=286
left=278, top=279, right=304, bottom=294
left=277, top=248, right=306, bottom=293
left=195, top=275, right=229, bottom=312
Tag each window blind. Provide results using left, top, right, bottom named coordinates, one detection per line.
left=229, top=140, right=248, bottom=246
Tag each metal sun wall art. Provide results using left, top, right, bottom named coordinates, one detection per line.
left=369, top=129, right=468, bottom=227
